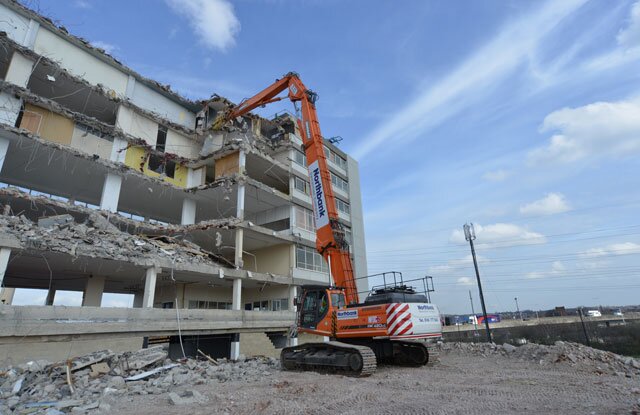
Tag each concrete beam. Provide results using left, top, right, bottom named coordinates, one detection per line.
left=142, top=267, right=160, bottom=308
left=0, top=305, right=297, bottom=342
left=82, top=276, right=105, bottom=307
left=99, top=173, right=122, bottom=212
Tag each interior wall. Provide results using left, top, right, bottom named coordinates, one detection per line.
left=33, top=28, right=129, bottom=95
left=70, top=127, right=112, bottom=160
left=214, top=151, right=239, bottom=179
left=0, top=4, right=30, bottom=46
left=22, top=103, right=74, bottom=145
left=129, top=81, right=196, bottom=130
left=115, top=106, right=158, bottom=146
left=244, top=243, right=291, bottom=276
left=166, top=129, right=198, bottom=159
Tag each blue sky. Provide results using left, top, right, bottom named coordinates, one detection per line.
left=16, top=0, right=640, bottom=314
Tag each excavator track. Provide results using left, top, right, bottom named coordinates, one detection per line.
left=280, top=341, right=377, bottom=377
left=391, top=340, right=429, bottom=366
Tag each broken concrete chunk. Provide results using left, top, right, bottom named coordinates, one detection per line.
left=70, top=350, right=115, bottom=371
left=123, top=346, right=168, bottom=370
left=168, top=389, right=208, bottom=405
left=90, top=362, right=110, bottom=377
left=38, top=214, right=75, bottom=228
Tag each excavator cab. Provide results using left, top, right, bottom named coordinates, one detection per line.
left=298, top=286, right=346, bottom=330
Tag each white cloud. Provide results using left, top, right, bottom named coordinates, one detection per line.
left=526, top=261, right=566, bottom=279
left=456, top=277, right=474, bottom=286
left=91, top=41, right=118, bottom=55
left=428, top=254, right=487, bottom=274
left=482, top=169, right=510, bottom=182
left=450, top=223, right=546, bottom=247
left=353, top=0, right=587, bottom=159
left=520, top=193, right=571, bottom=216
left=580, top=242, right=640, bottom=258
left=528, top=98, right=640, bottom=165
left=166, top=0, right=240, bottom=52
left=617, top=1, right=640, bottom=47
left=74, top=0, right=91, bottom=9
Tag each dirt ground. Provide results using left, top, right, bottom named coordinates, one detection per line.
left=107, top=347, right=640, bottom=415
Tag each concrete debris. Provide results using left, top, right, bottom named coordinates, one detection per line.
left=168, top=389, right=208, bottom=405
left=37, top=214, right=75, bottom=229
left=0, top=346, right=279, bottom=414
left=0, top=211, right=225, bottom=268
left=437, top=341, right=640, bottom=377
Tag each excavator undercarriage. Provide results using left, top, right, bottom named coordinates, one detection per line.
left=280, top=339, right=429, bottom=377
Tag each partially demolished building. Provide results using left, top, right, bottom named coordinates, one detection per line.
left=0, top=0, right=367, bottom=360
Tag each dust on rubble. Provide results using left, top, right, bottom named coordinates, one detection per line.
left=1, top=341, right=639, bottom=414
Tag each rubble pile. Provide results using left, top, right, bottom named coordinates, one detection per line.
left=438, top=341, right=640, bottom=377
left=0, top=346, right=279, bottom=414
left=0, top=213, right=223, bottom=267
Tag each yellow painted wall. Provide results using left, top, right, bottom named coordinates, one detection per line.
left=124, top=145, right=188, bottom=187
left=243, top=243, right=292, bottom=276
left=21, top=104, right=74, bottom=145
left=214, top=151, right=239, bottom=179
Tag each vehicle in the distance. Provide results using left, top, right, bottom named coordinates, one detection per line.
left=586, top=310, right=602, bottom=317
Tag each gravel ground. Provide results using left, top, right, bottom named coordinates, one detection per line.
left=106, top=345, right=640, bottom=415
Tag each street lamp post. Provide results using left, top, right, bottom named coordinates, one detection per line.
left=464, top=223, right=492, bottom=343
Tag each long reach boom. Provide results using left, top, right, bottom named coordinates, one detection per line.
left=213, top=72, right=358, bottom=304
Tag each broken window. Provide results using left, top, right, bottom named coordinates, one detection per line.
left=294, top=205, right=315, bottom=232
left=147, top=156, right=176, bottom=178
left=294, top=176, right=309, bottom=195
left=156, top=126, right=167, bottom=152
left=296, top=245, right=328, bottom=273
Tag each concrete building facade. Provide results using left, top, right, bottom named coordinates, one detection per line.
left=0, top=0, right=367, bottom=360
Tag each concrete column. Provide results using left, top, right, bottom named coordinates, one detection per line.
left=232, top=278, right=242, bottom=311
left=45, top=287, right=56, bottom=306
left=109, top=137, right=128, bottom=164
left=236, top=184, right=245, bottom=220
left=5, top=52, right=35, bottom=87
left=82, top=276, right=105, bottom=307
left=100, top=173, right=122, bottom=212
left=0, top=248, right=11, bottom=290
left=0, top=93, right=21, bottom=128
left=21, top=19, right=40, bottom=49
left=234, top=229, right=244, bottom=269
left=231, top=278, right=242, bottom=360
left=0, top=287, right=15, bottom=305
left=186, top=167, right=204, bottom=188
left=0, top=137, right=9, bottom=174
left=133, top=291, right=143, bottom=308
left=175, top=283, right=186, bottom=308
left=181, top=198, right=196, bottom=225
left=230, top=333, right=240, bottom=361
left=142, top=267, right=160, bottom=308
left=288, top=285, right=299, bottom=347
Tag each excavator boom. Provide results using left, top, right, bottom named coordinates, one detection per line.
left=214, top=72, right=358, bottom=304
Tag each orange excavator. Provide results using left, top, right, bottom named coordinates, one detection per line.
left=213, top=72, right=442, bottom=376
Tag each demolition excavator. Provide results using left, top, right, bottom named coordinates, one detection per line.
left=212, top=72, right=442, bottom=376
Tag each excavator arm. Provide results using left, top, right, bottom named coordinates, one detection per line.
left=213, top=72, right=359, bottom=304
